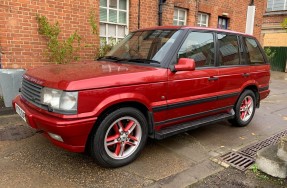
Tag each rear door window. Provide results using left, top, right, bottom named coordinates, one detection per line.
left=243, top=38, right=265, bottom=65
left=177, top=31, right=215, bottom=67
left=217, top=34, right=240, bottom=66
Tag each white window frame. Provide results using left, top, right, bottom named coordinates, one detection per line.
left=197, top=13, right=209, bottom=27
left=173, top=8, right=187, bottom=26
left=267, top=0, right=287, bottom=11
left=100, top=0, right=129, bottom=44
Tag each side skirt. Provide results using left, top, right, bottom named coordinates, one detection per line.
left=154, top=109, right=235, bottom=139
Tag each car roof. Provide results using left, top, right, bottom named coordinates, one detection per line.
left=136, top=26, right=254, bottom=37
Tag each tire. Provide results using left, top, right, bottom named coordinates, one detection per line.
left=89, top=107, right=148, bottom=168
left=229, top=90, right=256, bottom=127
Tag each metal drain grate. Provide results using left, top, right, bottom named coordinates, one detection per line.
left=239, top=130, right=287, bottom=158
left=220, top=152, right=254, bottom=171
left=218, top=130, right=287, bottom=171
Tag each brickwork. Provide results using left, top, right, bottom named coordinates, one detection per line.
left=0, top=0, right=100, bottom=69
left=0, top=0, right=266, bottom=69
left=197, top=0, right=265, bottom=43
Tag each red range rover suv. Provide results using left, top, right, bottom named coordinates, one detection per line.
left=13, top=26, right=270, bottom=167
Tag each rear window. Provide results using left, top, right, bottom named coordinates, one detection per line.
left=244, top=38, right=265, bottom=65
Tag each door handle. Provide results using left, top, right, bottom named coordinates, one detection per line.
left=208, top=76, right=219, bottom=81
left=242, top=73, right=250, bottom=77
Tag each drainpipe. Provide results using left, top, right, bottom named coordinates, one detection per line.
left=245, top=0, right=255, bottom=35
left=158, top=0, right=165, bottom=26
left=138, top=0, right=141, bottom=29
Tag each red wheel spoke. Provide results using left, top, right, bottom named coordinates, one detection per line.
left=128, top=135, right=138, bottom=141
left=124, top=120, right=135, bottom=132
left=113, top=124, right=120, bottom=134
left=115, top=143, right=121, bottom=156
left=106, top=134, right=119, bottom=142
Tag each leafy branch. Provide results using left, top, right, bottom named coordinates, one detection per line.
left=36, top=14, right=82, bottom=64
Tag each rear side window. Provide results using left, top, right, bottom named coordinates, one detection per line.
left=217, top=34, right=240, bottom=66
left=177, top=32, right=215, bottom=67
left=244, top=38, right=265, bottom=65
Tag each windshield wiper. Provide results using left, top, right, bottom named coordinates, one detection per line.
left=98, top=56, right=127, bottom=62
left=128, top=58, right=160, bottom=64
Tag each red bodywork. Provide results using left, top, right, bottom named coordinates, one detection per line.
left=12, top=27, right=270, bottom=152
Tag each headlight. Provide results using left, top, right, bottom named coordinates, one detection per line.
left=41, top=87, right=78, bottom=114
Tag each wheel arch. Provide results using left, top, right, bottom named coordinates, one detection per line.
left=85, top=101, right=154, bottom=152
left=240, top=84, right=260, bottom=107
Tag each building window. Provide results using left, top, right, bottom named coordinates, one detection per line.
left=267, top=0, right=287, bottom=11
left=173, top=8, right=187, bottom=26
left=197, top=13, right=209, bottom=27
left=100, top=0, right=128, bottom=44
left=218, top=17, right=228, bottom=29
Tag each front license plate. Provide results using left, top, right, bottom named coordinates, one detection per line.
left=15, top=104, right=26, bottom=122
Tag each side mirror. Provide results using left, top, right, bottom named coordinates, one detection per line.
left=170, top=58, right=196, bottom=72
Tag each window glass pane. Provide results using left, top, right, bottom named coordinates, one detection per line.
left=100, top=23, right=106, bottom=36
left=244, top=38, right=265, bottom=64
left=119, top=11, right=127, bottom=24
left=118, top=25, right=125, bottom=38
left=100, top=0, right=107, bottom=7
left=100, top=8, right=107, bottom=22
left=178, top=21, right=185, bottom=26
left=174, top=9, right=178, bottom=19
left=109, top=9, right=117, bottom=23
left=173, top=20, right=178, bottom=25
left=108, top=24, right=116, bottom=37
left=109, top=0, right=117, bottom=8
left=178, top=32, right=215, bottom=67
left=179, top=10, right=185, bottom=20
left=201, top=14, right=207, bottom=23
left=273, top=0, right=285, bottom=11
left=217, top=34, right=240, bottom=66
left=119, top=0, right=127, bottom=10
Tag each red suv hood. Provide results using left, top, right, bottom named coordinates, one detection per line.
left=24, top=61, right=167, bottom=90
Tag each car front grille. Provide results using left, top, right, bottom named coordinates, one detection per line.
left=21, top=78, right=43, bottom=107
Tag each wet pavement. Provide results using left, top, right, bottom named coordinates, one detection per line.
left=0, top=71, right=286, bottom=188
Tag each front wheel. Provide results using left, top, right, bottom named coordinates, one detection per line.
left=89, top=107, right=148, bottom=168
left=229, top=90, right=256, bottom=127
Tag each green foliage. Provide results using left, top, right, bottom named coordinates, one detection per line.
left=89, top=10, right=98, bottom=35
left=264, top=47, right=276, bottom=61
left=282, top=18, right=287, bottom=32
left=97, top=38, right=117, bottom=59
left=36, top=14, right=82, bottom=64
left=250, top=164, right=258, bottom=173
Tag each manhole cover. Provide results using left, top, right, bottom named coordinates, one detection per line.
left=220, top=152, right=254, bottom=171
left=0, top=124, right=36, bottom=141
left=218, top=130, right=287, bottom=171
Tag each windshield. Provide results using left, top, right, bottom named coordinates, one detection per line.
left=104, top=29, right=182, bottom=65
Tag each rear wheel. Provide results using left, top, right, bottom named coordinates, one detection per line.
left=229, top=90, right=256, bottom=127
left=89, top=107, right=147, bottom=168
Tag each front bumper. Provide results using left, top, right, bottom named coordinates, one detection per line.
left=13, top=95, right=96, bottom=152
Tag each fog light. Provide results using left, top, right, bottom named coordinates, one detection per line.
left=48, top=132, right=63, bottom=142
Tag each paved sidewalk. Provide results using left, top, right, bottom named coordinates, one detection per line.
left=0, top=71, right=286, bottom=188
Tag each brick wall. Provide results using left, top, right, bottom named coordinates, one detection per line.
left=0, top=0, right=100, bottom=69
left=198, top=0, right=265, bottom=42
left=0, top=0, right=266, bottom=69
